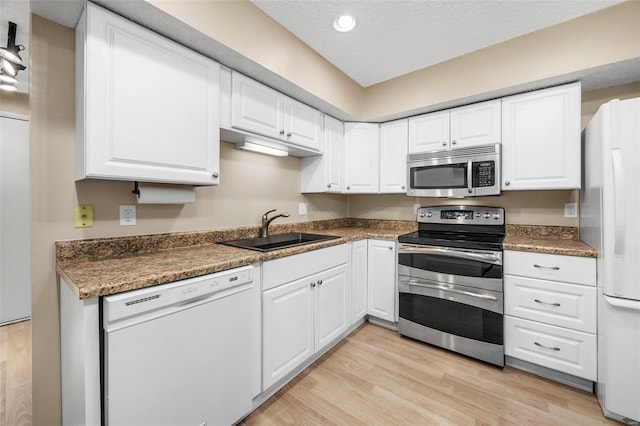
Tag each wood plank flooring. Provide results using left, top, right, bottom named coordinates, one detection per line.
left=0, top=320, right=32, bottom=426
left=241, top=324, right=618, bottom=425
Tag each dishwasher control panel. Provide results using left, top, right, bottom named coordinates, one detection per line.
left=103, top=266, right=254, bottom=326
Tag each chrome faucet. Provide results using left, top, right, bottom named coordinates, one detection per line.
left=261, top=209, right=290, bottom=238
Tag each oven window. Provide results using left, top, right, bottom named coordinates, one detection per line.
left=410, top=163, right=467, bottom=189
left=399, top=293, right=503, bottom=345
left=399, top=253, right=502, bottom=279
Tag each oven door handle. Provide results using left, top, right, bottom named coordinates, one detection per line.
left=405, top=279, right=499, bottom=301
left=398, top=244, right=502, bottom=265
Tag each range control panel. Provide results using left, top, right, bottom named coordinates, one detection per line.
left=417, top=206, right=504, bottom=225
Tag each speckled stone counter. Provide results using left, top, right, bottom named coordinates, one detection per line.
left=56, top=219, right=416, bottom=299
left=503, top=225, right=597, bottom=258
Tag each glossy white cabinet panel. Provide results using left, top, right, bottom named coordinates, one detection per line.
left=502, top=82, right=580, bottom=190
left=505, top=316, right=597, bottom=381
left=76, top=3, right=220, bottom=185
left=379, top=119, right=408, bottom=193
left=351, top=240, right=368, bottom=323
left=504, top=251, right=596, bottom=287
left=367, top=239, right=397, bottom=322
left=505, top=275, right=596, bottom=333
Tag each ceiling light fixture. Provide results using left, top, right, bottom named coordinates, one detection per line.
left=333, top=14, right=356, bottom=33
left=0, top=21, right=26, bottom=90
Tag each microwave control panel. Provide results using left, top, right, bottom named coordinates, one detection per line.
left=473, top=161, right=495, bottom=187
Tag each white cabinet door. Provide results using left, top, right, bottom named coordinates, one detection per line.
left=502, top=82, right=581, bottom=190
left=77, top=3, right=220, bottom=185
left=367, top=239, right=397, bottom=322
left=408, top=111, right=449, bottom=153
left=379, top=119, right=408, bottom=193
left=231, top=72, right=283, bottom=140
left=283, top=98, right=323, bottom=151
left=450, top=99, right=501, bottom=148
left=300, top=115, right=343, bottom=193
left=344, top=123, right=379, bottom=193
left=262, top=276, right=314, bottom=390
left=314, top=264, right=349, bottom=352
left=351, top=240, right=368, bottom=323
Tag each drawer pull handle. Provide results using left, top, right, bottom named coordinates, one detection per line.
left=534, top=342, right=560, bottom=351
left=533, top=264, right=560, bottom=271
left=534, top=299, right=561, bottom=307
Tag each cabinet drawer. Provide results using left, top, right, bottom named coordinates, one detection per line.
left=505, top=316, right=596, bottom=381
left=505, top=276, right=596, bottom=333
left=504, top=251, right=595, bottom=286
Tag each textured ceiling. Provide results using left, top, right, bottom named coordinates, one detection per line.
left=252, top=0, right=625, bottom=87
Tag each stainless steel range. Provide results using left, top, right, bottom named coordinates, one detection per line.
left=397, top=205, right=505, bottom=366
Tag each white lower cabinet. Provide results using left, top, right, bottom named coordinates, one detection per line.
left=262, top=245, right=349, bottom=390
left=504, top=250, right=597, bottom=382
left=351, top=239, right=368, bottom=324
left=367, top=239, right=397, bottom=322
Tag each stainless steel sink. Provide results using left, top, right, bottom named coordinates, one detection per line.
left=221, top=233, right=340, bottom=252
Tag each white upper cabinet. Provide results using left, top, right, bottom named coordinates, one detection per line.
left=379, top=119, right=408, bottom=193
left=408, top=100, right=501, bottom=154
left=231, top=72, right=323, bottom=152
left=344, top=123, right=380, bottom=193
left=408, top=111, right=449, bottom=153
left=76, top=3, right=220, bottom=185
left=450, top=100, right=501, bottom=148
left=301, top=115, right=344, bottom=193
left=501, top=82, right=581, bottom=190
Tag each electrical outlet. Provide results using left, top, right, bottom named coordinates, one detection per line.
left=564, top=202, right=577, bottom=218
left=120, top=205, right=136, bottom=226
left=299, top=202, right=308, bottom=216
left=413, top=204, right=421, bottom=215
left=74, top=205, right=94, bottom=228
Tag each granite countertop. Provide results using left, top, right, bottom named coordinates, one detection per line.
left=56, top=220, right=597, bottom=300
left=56, top=219, right=413, bottom=300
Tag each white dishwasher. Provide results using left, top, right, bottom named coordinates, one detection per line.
left=103, top=266, right=254, bottom=426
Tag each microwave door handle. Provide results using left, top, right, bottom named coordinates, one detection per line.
left=398, top=244, right=502, bottom=265
left=406, top=279, right=498, bottom=301
left=467, top=159, right=473, bottom=195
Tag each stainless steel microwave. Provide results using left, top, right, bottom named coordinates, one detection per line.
left=406, top=144, right=501, bottom=197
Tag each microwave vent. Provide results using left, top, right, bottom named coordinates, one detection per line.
left=408, top=143, right=501, bottom=162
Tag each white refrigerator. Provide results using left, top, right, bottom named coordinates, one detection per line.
left=581, top=97, right=640, bottom=423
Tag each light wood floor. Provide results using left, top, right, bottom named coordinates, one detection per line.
left=0, top=320, right=32, bottom=426
left=242, top=324, right=618, bottom=425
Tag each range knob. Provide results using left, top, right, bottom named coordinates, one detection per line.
left=493, top=213, right=501, bottom=220
left=418, top=211, right=426, bottom=218
left=483, top=212, right=491, bottom=219
left=426, top=211, right=433, bottom=217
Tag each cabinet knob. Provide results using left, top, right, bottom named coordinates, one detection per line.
left=327, top=184, right=331, bottom=188
left=317, top=279, right=323, bottom=285
left=442, top=141, right=447, bottom=146
left=310, top=282, right=316, bottom=287
left=212, top=172, right=219, bottom=178
left=347, top=186, right=351, bottom=190
left=388, top=246, right=393, bottom=250
left=504, top=180, right=510, bottom=186
left=401, top=185, right=405, bottom=190
left=286, top=132, right=292, bottom=137
left=452, top=140, right=457, bottom=145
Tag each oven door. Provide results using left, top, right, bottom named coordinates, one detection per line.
left=398, top=276, right=504, bottom=365
left=398, top=243, right=502, bottom=292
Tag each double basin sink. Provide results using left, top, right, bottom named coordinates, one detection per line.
left=221, top=233, right=340, bottom=252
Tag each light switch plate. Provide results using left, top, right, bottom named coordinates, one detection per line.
left=74, top=205, right=93, bottom=228
left=564, top=202, right=577, bottom=218
left=120, top=205, right=136, bottom=226
left=299, top=202, right=308, bottom=216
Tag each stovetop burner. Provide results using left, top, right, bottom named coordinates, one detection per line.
left=400, top=206, right=506, bottom=251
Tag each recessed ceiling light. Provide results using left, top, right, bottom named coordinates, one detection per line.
left=333, top=14, right=356, bottom=33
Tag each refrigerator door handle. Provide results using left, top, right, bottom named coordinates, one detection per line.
left=612, top=148, right=625, bottom=258
left=604, top=294, right=640, bottom=311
